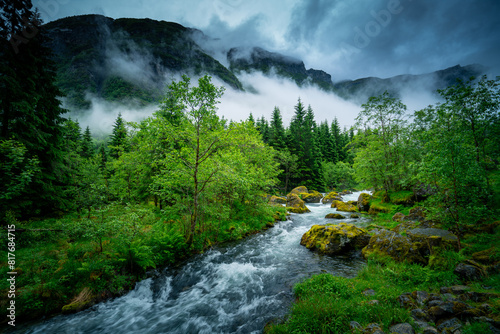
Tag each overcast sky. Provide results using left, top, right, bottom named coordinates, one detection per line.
left=34, top=0, right=500, bottom=81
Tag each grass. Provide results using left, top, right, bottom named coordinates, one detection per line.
left=0, top=201, right=287, bottom=324
left=266, top=188, right=500, bottom=334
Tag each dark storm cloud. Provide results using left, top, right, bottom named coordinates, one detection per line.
left=285, top=0, right=500, bottom=79
left=33, top=0, right=500, bottom=80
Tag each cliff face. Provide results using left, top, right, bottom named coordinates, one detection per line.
left=44, top=15, right=243, bottom=109
left=227, top=47, right=334, bottom=91
left=44, top=15, right=487, bottom=110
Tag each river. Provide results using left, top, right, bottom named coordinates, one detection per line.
left=16, top=192, right=370, bottom=334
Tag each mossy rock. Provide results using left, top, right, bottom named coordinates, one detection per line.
left=332, top=200, right=357, bottom=212
left=300, top=223, right=370, bottom=255
left=350, top=214, right=360, bottom=219
left=288, top=186, right=308, bottom=196
left=362, top=229, right=426, bottom=264
left=269, top=195, right=287, bottom=205
left=322, top=191, right=341, bottom=204
left=357, top=193, right=371, bottom=212
left=286, top=194, right=310, bottom=214
left=287, top=206, right=311, bottom=214
left=407, top=228, right=459, bottom=252
left=472, top=247, right=498, bottom=264
left=301, top=190, right=323, bottom=203
left=368, top=203, right=391, bottom=214
left=325, top=213, right=346, bottom=219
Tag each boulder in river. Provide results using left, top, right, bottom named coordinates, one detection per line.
left=287, top=186, right=323, bottom=203
left=321, top=191, right=341, bottom=204
left=357, top=192, right=371, bottom=212
left=286, top=194, right=310, bottom=214
left=300, top=223, right=370, bottom=255
left=331, top=200, right=357, bottom=212
left=325, top=213, right=345, bottom=219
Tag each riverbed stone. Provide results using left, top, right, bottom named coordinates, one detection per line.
left=325, top=213, right=345, bottom=219
left=357, top=192, right=371, bottom=212
left=331, top=200, right=357, bottom=212
left=300, top=223, right=370, bottom=255
left=286, top=194, right=310, bottom=214
left=322, top=191, right=342, bottom=204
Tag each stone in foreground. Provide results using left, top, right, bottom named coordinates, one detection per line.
left=300, top=223, right=370, bottom=255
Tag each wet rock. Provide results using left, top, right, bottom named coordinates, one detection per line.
left=357, top=193, right=371, bottom=212
left=428, top=301, right=470, bottom=321
left=322, top=191, right=341, bottom=204
left=427, top=300, right=444, bottom=307
left=454, top=261, right=487, bottom=282
left=389, top=323, right=415, bottom=334
left=325, top=213, right=345, bottom=219
left=300, top=223, right=370, bottom=255
left=288, top=186, right=308, bottom=196
left=339, top=190, right=353, bottom=195
left=301, top=190, right=323, bottom=203
left=351, top=213, right=360, bottom=218
left=332, top=200, right=357, bottom=212
left=286, top=194, right=310, bottom=214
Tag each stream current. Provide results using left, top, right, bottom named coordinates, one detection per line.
left=18, top=192, right=370, bottom=334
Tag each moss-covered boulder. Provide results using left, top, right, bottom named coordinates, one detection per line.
left=362, top=229, right=426, bottom=264
left=322, top=191, right=342, bottom=204
left=301, top=190, right=323, bottom=203
left=269, top=195, right=287, bottom=205
left=407, top=228, right=459, bottom=252
left=325, top=213, right=346, bottom=219
left=300, top=223, right=370, bottom=255
left=286, top=194, right=310, bottom=214
left=404, top=207, right=426, bottom=222
left=331, top=200, right=357, bottom=212
left=392, top=220, right=420, bottom=234
left=288, top=186, right=308, bottom=196
left=357, top=193, right=371, bottom=212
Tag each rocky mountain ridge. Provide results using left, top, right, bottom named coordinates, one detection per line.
left=43, top=15, right=487, bottom=110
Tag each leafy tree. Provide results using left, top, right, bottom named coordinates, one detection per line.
left=322, top=161, right=356, bottom=191
left=353, top=92, right=408, bottom=199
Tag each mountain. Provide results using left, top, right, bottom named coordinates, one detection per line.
left=43, top=15, right=487, bottom=111
left=44, top=14, right=243, bottom=109
left=227, top=47, right=334, bottom=91
left=333, top=64, right=487, bottom=104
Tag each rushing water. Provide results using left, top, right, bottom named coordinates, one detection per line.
left=16, top=192, right=371, bottom=334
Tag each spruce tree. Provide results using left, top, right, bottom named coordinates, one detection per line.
left=81, top=126, right=94, bottom=158
left=269, top=107, right=287, bottom=150
left=1, top=0, right=69, bottom=215
left=109, top=113, right=128, bottom=159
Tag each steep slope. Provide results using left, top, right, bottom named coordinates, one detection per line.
left=44, top=15, right=243, bottom=109
left=333, top=64, right=487, bottom=104
left=228, top=47, right=334, bottom=91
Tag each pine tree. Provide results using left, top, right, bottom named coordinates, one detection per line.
left=109, top=113, right=128, bottom=159
left=81, top=126, right=94, bottom=158
left=1, top=0, right=69, bottom=215
left=269, top=107, right=287, bottom=150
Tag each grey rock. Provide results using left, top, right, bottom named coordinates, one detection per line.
left=389, top=323, right=415, bottom=334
